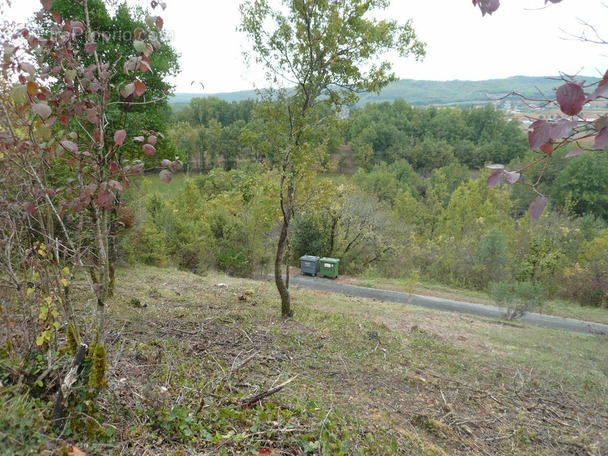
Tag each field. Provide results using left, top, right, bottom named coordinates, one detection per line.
left=135, top=172, right=191, bottom=198
left=5, top=265, right=606, bottom=455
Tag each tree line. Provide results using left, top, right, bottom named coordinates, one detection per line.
left=169, top=97, right=529, bottom=172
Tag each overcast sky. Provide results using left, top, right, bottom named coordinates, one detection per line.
left=4, top=0, right=607, bottom=93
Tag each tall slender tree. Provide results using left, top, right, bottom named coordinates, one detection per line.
left=240, top=0, right=425, bottom=317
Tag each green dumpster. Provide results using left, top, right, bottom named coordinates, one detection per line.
left=319, top=257, right=340, bottom=279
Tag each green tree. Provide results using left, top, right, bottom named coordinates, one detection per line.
left=240, top=0, right=425, bottom=317
left=439, top=179, right=513, bottom=241
left=551, top=152, right=608, bottom=220
left=41, top=0, right=180, bottom=164
left=169, top=122, right=202, bottom=170
left=405, top=137, right=455, bottom=171
left=435, top=179, right=514, bottom=287
left=352, top=160, right=419, bottom=205
left=416, top=163, right=470, bottom=240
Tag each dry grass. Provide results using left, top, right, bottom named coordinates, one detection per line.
left=93, top=265, right=608, bottom=455
left=4, top=264, right=607, bottom=455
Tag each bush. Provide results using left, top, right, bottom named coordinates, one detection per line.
left=477, top=227, right=508, bottom=284
left=175, top=244, right=207, bottom=275
left=489, top=281, right=544, bottom=320
left=292, top=215, right=330, bottom=260
left=561, top=265, right=608, bottom=307
left=217, top=245, right=250, bottom=276
left=127, top=223, right=168, bottom=267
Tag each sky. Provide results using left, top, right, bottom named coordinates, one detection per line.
left=4, top=0, right=607, bottom=94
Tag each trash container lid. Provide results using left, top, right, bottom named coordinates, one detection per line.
left=300, top=255, right=320, bottom=261
left=319, top=257, right=340, bottom=264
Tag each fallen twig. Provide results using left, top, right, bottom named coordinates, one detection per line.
left=230, top=351, right=258, bottom=374
left=239, top=375, right=298, bottom=406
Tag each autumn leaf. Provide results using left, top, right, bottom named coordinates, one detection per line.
left=20, top=62, right=36, bottom=77
left=159, top=169, right=172, bottom=183
left=24, top=201, right=35, bottom=215
left=504, top=171, right=521, bottom=185
left=529, top=196, right=548, bottom=221
left=556, top=82, right=585, bottom=116
left=565, top=148, right=585, bottom=158
left=473, top=0, right=500, bottom=16
left=109, top=161, right=119, bottom=172
left=120, top=83, right=135, bottom=98
left=61, top=140, right=79, bottom=154
left=540, top=142, right=553, bottom=155
left=10, top=84, right=27, bottom=104
left=143, top=144, right=156, bottom=156
left=114, top=129, right=127, bottom=146
left=145, top=16, right=156, bottom=28
left=27, top=81, right=38, bottom=95
left=85, top=42, right=97, bottom=54
left=133, top=80, right=146, bottom=97
left=131, top=163, right=145, bottom=173
left=68, top=446, right=86, bottom=456
left=594, top=128, right=608, bottom=150
left=487, top=170, right=502, bottom=188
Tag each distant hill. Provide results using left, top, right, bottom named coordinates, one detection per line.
left=170, top=90, right=258, bottom=108
left=170, top=75, right=601, bottom=109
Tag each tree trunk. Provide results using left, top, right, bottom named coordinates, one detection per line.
left=329, top=214, right=338, bottom=255
left=91, top=207, right=109, bottom=346
left=285, top=237, right=290, bottom=289
left=107, top=204, right=118, bottom=298
left=275, top=184, right=294, bottom=318
left=52, top=343, right=88, bottom=423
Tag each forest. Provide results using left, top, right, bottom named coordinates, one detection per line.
left=153, top=95, right=608, bottom=308
left=1, top=0, right=608, bottom=454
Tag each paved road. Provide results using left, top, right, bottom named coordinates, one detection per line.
left=288, top=274, right=608, bottom=335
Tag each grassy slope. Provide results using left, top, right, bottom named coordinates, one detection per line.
left=21, top=265, right=602, bottom=455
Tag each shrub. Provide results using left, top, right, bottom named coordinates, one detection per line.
left=477, top=227, right=509, bottom=284
left=175, top=245, right=205, bottom=274
left=489, top=281, right=544, bottom=320
left=217, top=245, right=250, bottom=276
left=292, top=215, right=330, bottom=260
left=561, top=265, right=608, bottom=307
left=127, top=223, right=168, bottom=267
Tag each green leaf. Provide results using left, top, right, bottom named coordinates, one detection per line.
left=10, top=84, right=27, bottom=104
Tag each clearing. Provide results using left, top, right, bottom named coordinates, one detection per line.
left=5, top=265, right=607, bottom=455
